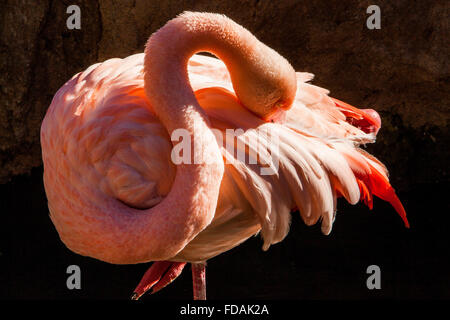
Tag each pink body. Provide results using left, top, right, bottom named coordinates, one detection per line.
left=41, top=12, right=407, bottom=270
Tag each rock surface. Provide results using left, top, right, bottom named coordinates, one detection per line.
left=0, top=0, right=448, bottom=190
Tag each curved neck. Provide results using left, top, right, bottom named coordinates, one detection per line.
left=132, top=12, right=296, bottom=262
left=144, top=12, right=297, bottom=128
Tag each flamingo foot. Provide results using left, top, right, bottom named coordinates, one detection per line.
left=192, top=262, right=207, bottom=300
left=131, top=261, right=186, bottom=300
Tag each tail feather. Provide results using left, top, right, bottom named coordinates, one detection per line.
left=356, top=178, right=373, bottom=209
left=359, top=165, right=409, bottom=228
left=347, top=150, right=409, bottom=228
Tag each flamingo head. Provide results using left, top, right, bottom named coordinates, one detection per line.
left=228, top=44, right=297, bottom=122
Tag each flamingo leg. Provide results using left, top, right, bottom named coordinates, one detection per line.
left=131, top=261, right=186, bottom=300
left=191, top=262, right=207, bottom=300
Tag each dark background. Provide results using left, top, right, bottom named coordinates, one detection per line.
left=0, top=0, right=449, bottom=300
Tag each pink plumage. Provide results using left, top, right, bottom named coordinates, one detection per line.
left=40, top=12, right=408, bottom=300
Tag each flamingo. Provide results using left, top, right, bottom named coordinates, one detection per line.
left=40, top=12, right=409, bottom=300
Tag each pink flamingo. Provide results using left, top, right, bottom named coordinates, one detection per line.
left=40, top=12, right=408, bottom=300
